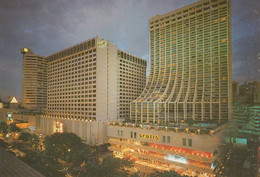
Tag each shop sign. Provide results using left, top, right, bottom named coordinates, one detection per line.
left=139, top=133, right=159, bottom=140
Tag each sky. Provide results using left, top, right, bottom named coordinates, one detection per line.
left=0, top=0, right=259, bottom=98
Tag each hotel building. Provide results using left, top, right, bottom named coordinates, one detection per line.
left=21, top=48, right=47, bottom=110
left=40, top=36, right=146, bottom=145
left=108, top=123, right=228, bottom=176
left=117, top=50, right=147, bottom=119
left=108, top=0, right=232, bottom=176
left=130, top=0, right=232, bottom=123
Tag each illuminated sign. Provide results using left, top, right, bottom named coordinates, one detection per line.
left=23, top=48, right=28, bottom=52
left=16, top=123, right=29, bottom=129
left=55, top=121, right=63, bottom=133
left=211, top=163, right=216, bottom=170
left=97, top=41, right=107, bottom=47
left=164, top=154, right=188, bottom=164
left=10, top=97, right=18, bottom=104
left=29, top=126, right=36, bottom=131
left=139, top=133, right=159, bottom=140
left=6, top=112, right=12, bottom=121
left=21, top=48, right=29, bottom=54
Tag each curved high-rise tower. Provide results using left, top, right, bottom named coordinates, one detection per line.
left=130, top=0, right=232, bottom=123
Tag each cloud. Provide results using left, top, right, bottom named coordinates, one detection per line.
left=0, top=0, right=259, bottom=97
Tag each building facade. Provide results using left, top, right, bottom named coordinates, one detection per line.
left=233, top=81, right=260, bottom=136
left=130, top=0, right=232, bottom=123
left=233, top=102, right=260, bottom=136
left=46, top=37, right=117, bottom=121
left=107, top=123, right=228, bottom=176
left=46, top=36, right=146, bottom=121
left=21, top=48, right=47, bottom=110
left=42, top=36, right=146, bottom=144
left=117, top=50, right=147, bottom=119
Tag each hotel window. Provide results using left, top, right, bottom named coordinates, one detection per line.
left=167, top=136, right=170, bottom=143
left=134, top=132, right=136, bottom=138
left=188, top=139, right=192, bottom=147
left=131, top=132, right=133, bottom=138
left=121, top=130, right=123, bottom=136
left=183, top=138, right=186, bottom=146
left=117, top=130, right=120, bottom=136
left=163, top=136, right=166, bottom=143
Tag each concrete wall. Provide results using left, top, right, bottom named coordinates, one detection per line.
left=40, top=117, right=108, bottom=145
left=107, top=42, right=118, bottom=121
left=96, top=38, right=109, bottom=121
left=96, top=38, right=118, bottom=121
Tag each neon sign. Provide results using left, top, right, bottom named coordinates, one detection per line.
left=139, top=133, right=159, bottom=140
left=97, top=41, right=107, bottom=47
left=164, top=154, right=188, bottom=164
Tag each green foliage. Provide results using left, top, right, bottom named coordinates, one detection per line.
left=10, top=132, right=135, bottom=177
left=21, top=149, right=64, bottom=177
left=90, top=143, right=109, bottom=156
left=185, top=119, right=195, bottom=126
left=0, top=121, right=21, bottom=139
left=43, top=132, right=91, bottom=176
left=84, top=155, right=133, bottom=177
left=0, top=120, right=9, bottom=136
left=44, top=132, right=90, bottom=162
left=19, top=132, right=39, bottom=147
left=9, top=123, right=21, bottom=133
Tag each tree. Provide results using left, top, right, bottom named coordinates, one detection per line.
left=21, top=149, right=64, bottom=177
left=9, top=123, right=21, bottom=134
left=44, top=132, right=91, bottom=176
left=0, top=121, right=9, bottom=138
left=0, top=121, right=21, bottom=140
left=18, top=132, right=39, bottom=148
left=8, top=123, right=21, bottom=139
left=44, top=132, right=90, bottom=162
left=84, top=155, right=133, bottom=177
left=185, top=119, right=195, bottom=126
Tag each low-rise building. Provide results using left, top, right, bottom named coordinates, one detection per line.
left=107, top=122, right=228, bottom=176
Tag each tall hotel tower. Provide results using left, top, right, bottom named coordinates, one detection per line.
left=41, top=36, right=146, bottom=145
left=130, top=0, right=232, bottom=123
left=21, top=48, right=47, bottom=110
left=108, top=1, right=232, bottom=175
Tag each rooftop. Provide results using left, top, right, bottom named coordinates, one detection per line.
left=107, top=120, right=229, bottom=136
